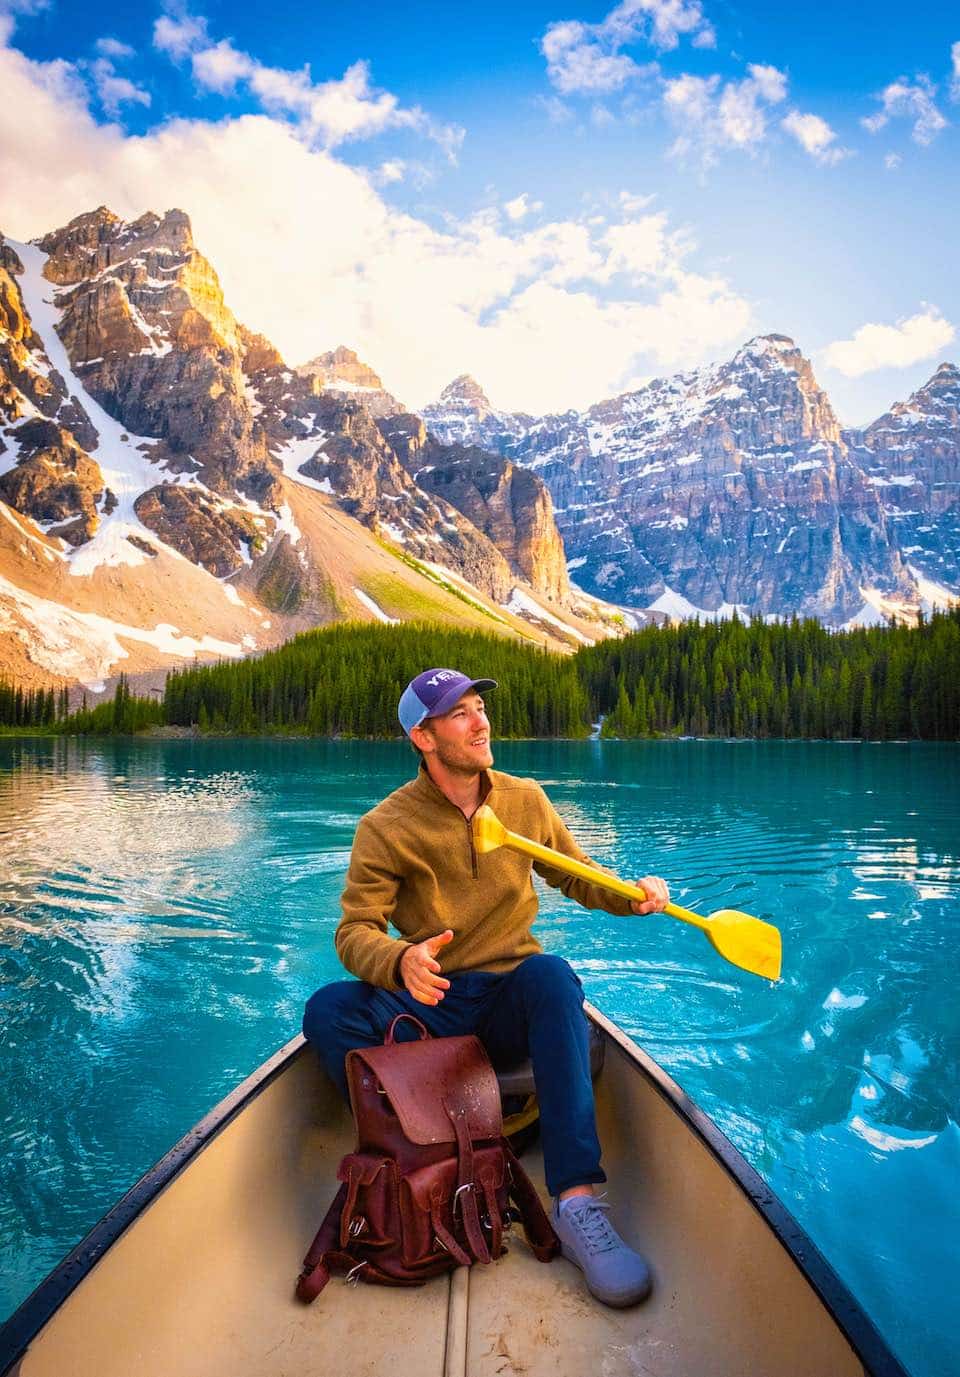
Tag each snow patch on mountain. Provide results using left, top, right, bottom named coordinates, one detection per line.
left=647, top=586, right=750, bottom=621
left=503, top=587, right=593, bottom=643
left=353, top=588, right=399, bottom=624
left=0, top=569, right=247, bottom=690
left=13, top=240, right=170, bottom=575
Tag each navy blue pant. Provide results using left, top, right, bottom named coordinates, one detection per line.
left=302, top=953, right=605, bottom=1198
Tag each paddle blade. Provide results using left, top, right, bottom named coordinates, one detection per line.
left=704, top=910, right=782, bottom=982
left=473, top=804, right=509, bottom=853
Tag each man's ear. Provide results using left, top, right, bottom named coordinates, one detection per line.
left=410, top=722, right=435, bottom=755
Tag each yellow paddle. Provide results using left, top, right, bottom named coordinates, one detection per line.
left=472, top=804, right=782, bottom=982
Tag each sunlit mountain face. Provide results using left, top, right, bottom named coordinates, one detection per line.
left=422, top=340, right=959, bottom=627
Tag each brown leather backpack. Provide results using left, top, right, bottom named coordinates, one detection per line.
left=296, top=1014, right=559, bottom=1300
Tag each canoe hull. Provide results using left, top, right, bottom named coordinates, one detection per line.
left=0, top=1007, right=908, bottom=1377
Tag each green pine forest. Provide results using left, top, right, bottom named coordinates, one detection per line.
left=2, top=610, right=959, bottom=740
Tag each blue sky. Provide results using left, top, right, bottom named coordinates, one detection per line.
left=1, top=0, right=957, bottom=423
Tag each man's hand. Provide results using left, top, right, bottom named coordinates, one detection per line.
left=630, top=876, right=670, bottom=916
left=400, top=929, right=454, bottom=1005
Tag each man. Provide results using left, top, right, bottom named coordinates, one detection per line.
left=302, top=667, right=670, bottom=1308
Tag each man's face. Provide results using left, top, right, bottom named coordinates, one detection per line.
left=417, top=692, right=493, bottom=774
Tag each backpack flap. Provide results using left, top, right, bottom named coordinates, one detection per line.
left=348, top=1034, right=503, bottom=1145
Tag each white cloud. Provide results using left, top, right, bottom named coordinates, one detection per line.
left=376, top=158, right=406, bottom=184
left=504, top=193, right=543, bottom=221
left=664, top=63, right=787, bottom=165
left=95, top=37, right=135, bottom=60
left=884, top=152, right=901, bottom=170
left=0, top=27, right=753, bottom=415
left=861, top=76, right=947, bottom=146
left=618, top=189, right=657, bottom=214
left=951, top=41, right=960, bottom=102
left=781, top=110, right=849, bottom=165
left=91, top=57, right=151, bottom=116
left=152, top=12, right=463, bottom=156
left=540, top=1, right=712, bottom=97
left=600, top=0, right=714, bottom=54
left=541, top=20, right=647, bottom=95
left=153, top=13, right=208, bottom=61
left=822, top=309, right=955, bottom=377
left=600, top=213, right=679, bottom=280
left=0, top=0, right=49, bottom=46
left=190, top=38, right=252, bottom=94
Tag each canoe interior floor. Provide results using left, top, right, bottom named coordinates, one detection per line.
left=16, top=1037, right=869, bottom=1377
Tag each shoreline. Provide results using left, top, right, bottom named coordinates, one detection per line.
left=2, top=729, right=952, bottom=745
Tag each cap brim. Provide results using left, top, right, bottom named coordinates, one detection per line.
left=427, top=678, right=498, bottom=719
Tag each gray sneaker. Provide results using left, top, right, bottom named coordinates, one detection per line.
left=552, top=1196, right=653, bottom=1308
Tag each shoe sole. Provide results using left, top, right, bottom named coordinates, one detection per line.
left=558, top=1239, right=653, bottom=1308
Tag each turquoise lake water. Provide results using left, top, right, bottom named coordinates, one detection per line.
left=0, top=736, right=957, bottom=1375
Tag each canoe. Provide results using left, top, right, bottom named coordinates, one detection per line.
left=0, top=1002, right=908, bottom=1377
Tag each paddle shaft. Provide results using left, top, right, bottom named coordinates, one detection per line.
left=499, top=826, right=711, bottom=933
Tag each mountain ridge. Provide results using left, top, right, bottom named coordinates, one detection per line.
left=0, top=207, right=609, bottom=694
left=422, top=336, right=958, bottom=625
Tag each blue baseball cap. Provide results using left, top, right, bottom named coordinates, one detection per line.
left=398, top=668, right=497, bottom=736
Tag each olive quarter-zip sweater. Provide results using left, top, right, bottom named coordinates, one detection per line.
left=334, top=765, right=634, bottom=990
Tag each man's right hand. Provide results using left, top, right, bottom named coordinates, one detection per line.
left=400, top=929, right=454, bottom=1006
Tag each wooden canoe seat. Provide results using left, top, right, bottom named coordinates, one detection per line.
left=494, top=1020, right=604, bottom=1098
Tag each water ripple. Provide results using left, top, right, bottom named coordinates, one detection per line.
left=1, top=738, right=958, bottom=1377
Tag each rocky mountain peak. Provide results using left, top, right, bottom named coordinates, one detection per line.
left=439, top=374, right=493, bottom=413
left=297, top=345, right=385, bottom=392
left=734, top=333, right=799, bottom=365
left=36, top=207, right=195, bottom=288
left=420, top=333, right=918, bottom=620
left=295, top=345, right=400, bottom=418
left=908, top=361, right=959, bottom=414
left=845, top=359, right=960, bottom=594
left=725, top=332, right=840, bottom=444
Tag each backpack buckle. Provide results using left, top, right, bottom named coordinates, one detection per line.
left=453, top=1182, right=474, bottom=1215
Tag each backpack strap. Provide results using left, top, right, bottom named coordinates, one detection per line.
left=502, top=1142, right=560, bottom=1263
left=446, top=1100, right=491, bottom=1265
left=476, top=1163, right=503, bottom=1259
left=296, top=1181, right=348, bottom=1301
left=430, top=1205, right=472, bottom=1266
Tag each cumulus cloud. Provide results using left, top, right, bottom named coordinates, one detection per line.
left=376, top=158, right=406, bottom=184
left=861, top=75, right=947, bottom=146
left=95, top=36, right=135, bottom=60
left=504, top=193, right=543, bottom=221
left=781, top=110, right=849, bottom=165
left=540, top=0, right=712, bottom=97
left=884, top=152, right=901, bottom=170
left=153, top=12, right=208, bottom=61
left=599, top=212, right=684, bottom=281
left=951, top=40, right=960, bottom=102
left=822, top=309, right=955, bottom=377
left=90, top=57, right=151, bottom=116
left=0, top=0, right=49, bottom=46
left=0, top=29, right=754, bottom=415
left=189, top=37, right=251, bottom=94
left=541, top=20, right=649, bottom=95
left=152, top=9, right=464, bottom=156
left=664, top=63, right=787, bottom=165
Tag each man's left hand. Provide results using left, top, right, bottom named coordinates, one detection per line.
left=630, top=876, right=670, bottom=915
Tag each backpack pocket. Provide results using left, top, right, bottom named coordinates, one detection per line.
left=336, top=1153, right=396, bottom=1254
left=401, top=1147, right=507, bottom=1267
